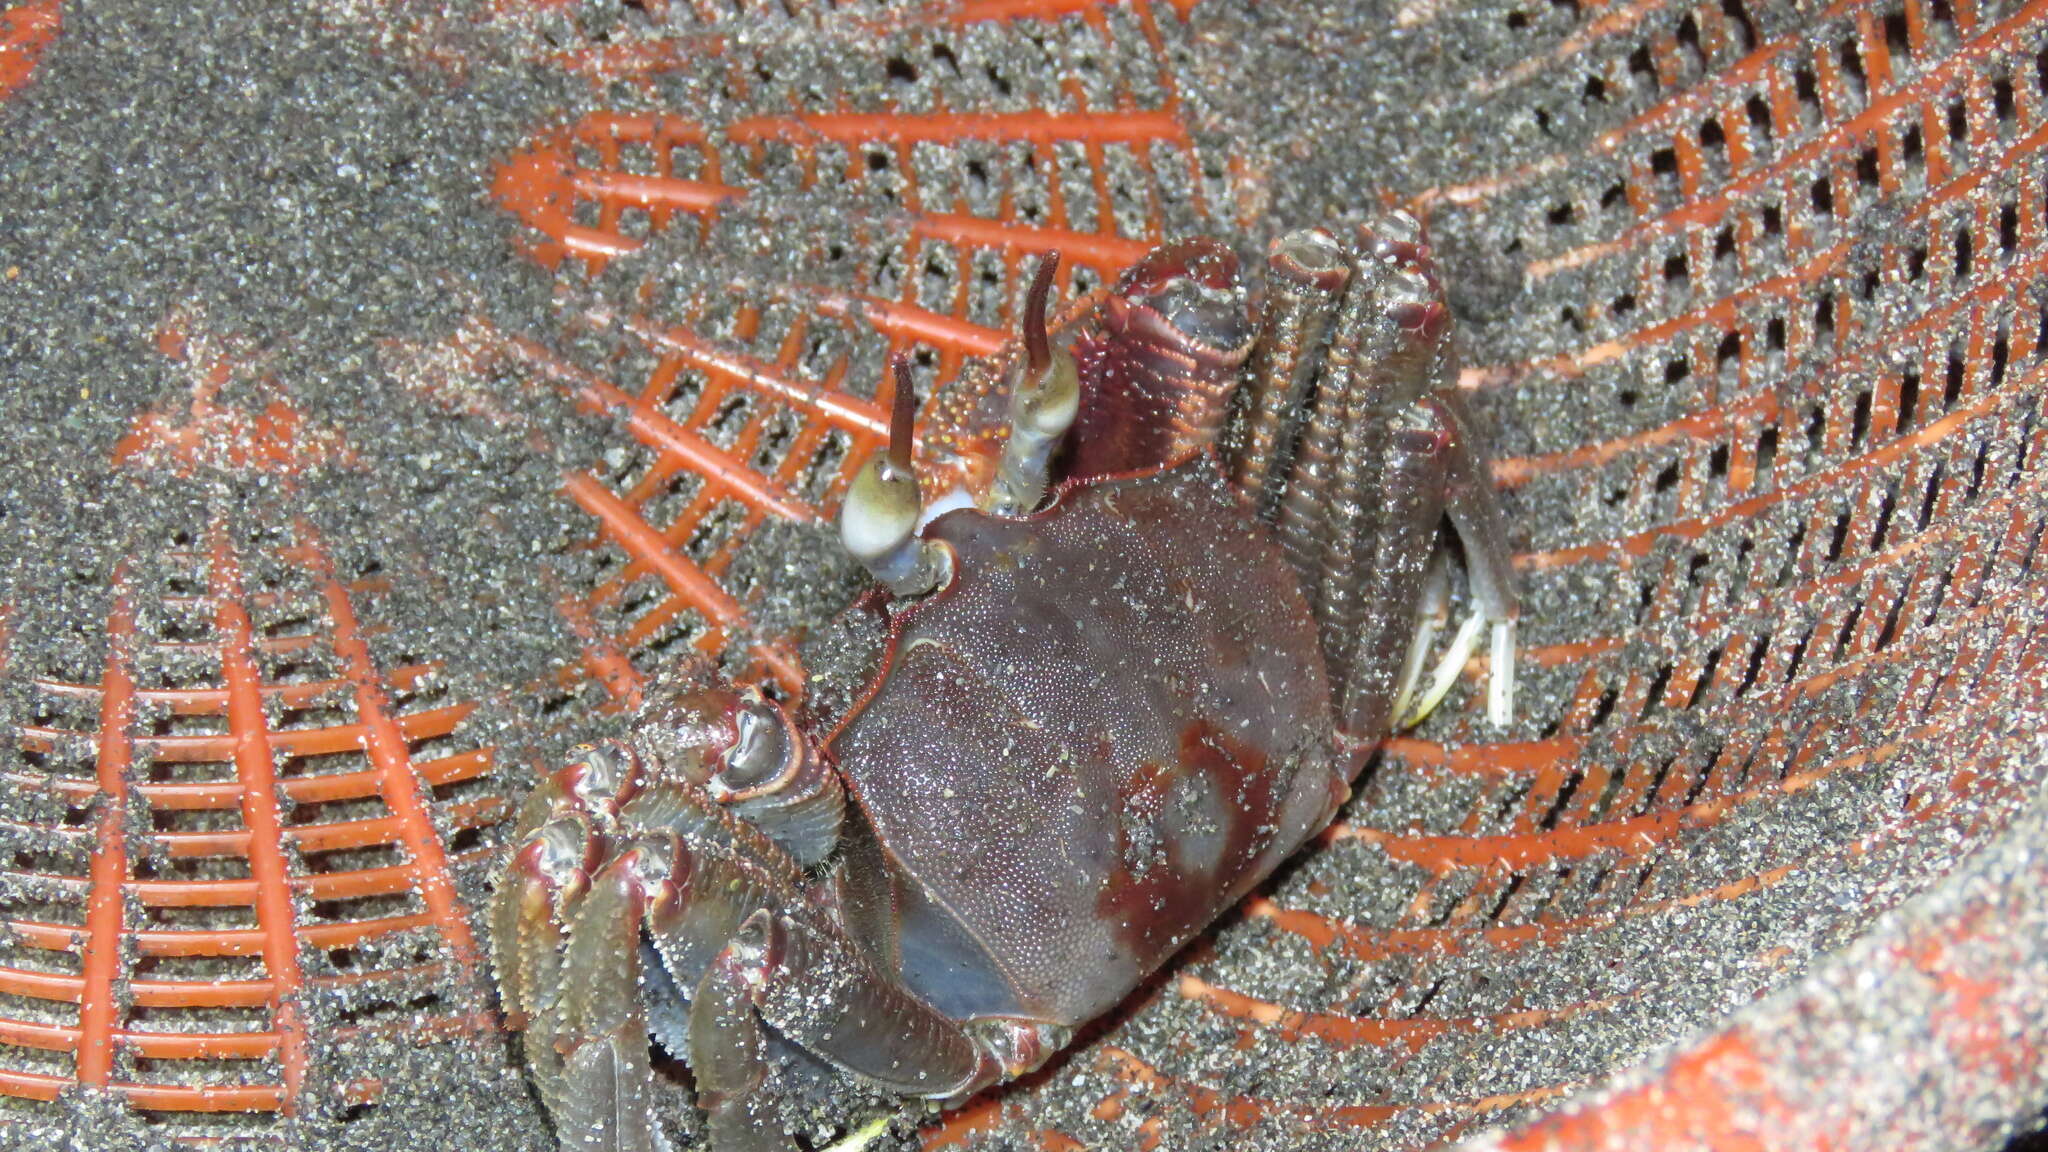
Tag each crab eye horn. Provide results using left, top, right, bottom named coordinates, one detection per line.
left=1023, top=249, right=1059, bottom=376
left=840, top=356, right=950, bottom=597
left=987, top=251, right=1082, bottom=517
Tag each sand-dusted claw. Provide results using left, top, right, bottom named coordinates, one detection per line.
left=1065, top=238, right=1256, bottom=478
left=497, top=730, right=1017, bottom=1152
left=491, top=710, right=816, bottom=1152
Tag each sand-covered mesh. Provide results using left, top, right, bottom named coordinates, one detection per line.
left=0, top=1, right=2041, bottom=1149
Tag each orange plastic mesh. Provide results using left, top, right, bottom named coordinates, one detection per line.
left=0, top=0, right=57, bottom=104
left=0, top=331, right=504, bottom=1134
left=490, top=0, right=2048, bottom=1148
left=2, top=0, right=2043, bottom=1145
left=0, top=521, right=503, bottom=1121
left=491, top=0, right=1213, bottom=710
left=113, top=317, right=357, bottom=478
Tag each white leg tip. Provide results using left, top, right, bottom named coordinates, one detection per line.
left=1390, top=615, right=1441, bottom=729
left=1401, top=612, right=1486, bottom=729
left=1487, top=618, right=1517, bottom=726
left=820, top=1114, right=894, bottom=1152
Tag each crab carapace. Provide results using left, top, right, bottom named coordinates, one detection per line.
left=493, top=213, right=1519, bottom=1152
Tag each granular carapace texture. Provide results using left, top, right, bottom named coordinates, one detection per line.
left=0, top=0, right=2044, bottom=1151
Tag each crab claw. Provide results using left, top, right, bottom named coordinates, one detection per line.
left=540, top=838, right=678, bottom=1152
left=493, top=816, right=599, bottom=1033
left=701, top=689, right=845, bottom=868
left=634, top=687, right=846, bottom=868
left=1067, top=239, right=1254, bottom=479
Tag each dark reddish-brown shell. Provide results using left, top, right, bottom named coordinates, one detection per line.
left=1065, top=239, right=1255, bottom=480
left=921, top=239, right=1255, bottom=505
left=825, top=456, right=1344, bottom=1027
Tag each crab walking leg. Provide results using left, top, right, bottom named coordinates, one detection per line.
left=493, top=816, right=591, bottom=1032
left=494, top=819, right=598, bottom=1133
left=493, top=738, right=644, bottom=1013
left=1319, top=240, right=1449, bottom=695
left=1336, top=419, right=1450, bottom=735
left=1271, top=255, right=1375, bottom=623
left=691, top=911, right=1000, bottom=1152
left=540, top=844, right=669, bottom=1152
left=988, top=253, right=1082, bottom=517
left=1422, top=390, right=1520, bottom=724
left=1402, top=612, right=1489, bottom=728
left=687, top=938, right=783, bottom=1152
left=1225, top=228, right=1350, bottom=519
left=640, top=838, right=807, bottom=1007
left=530, top=827, right=814, bottom=1152
left=1389, top=552, right=1452, bottom=726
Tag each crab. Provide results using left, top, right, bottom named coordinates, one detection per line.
left=491, top=211, right=1520, bottom=1152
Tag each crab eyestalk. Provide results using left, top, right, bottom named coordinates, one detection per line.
left=988, top=252, right=1081, bottom=517
left=841, top=356, right=949, bottom=597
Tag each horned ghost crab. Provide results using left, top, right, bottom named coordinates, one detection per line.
left=492, top=212, right=1520, bottom=1152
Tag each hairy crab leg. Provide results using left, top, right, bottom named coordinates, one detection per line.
left=1252, top=210, right=1520, bottom=732
left=495, top=741, right=642, bottom=1033
left=640, top=836, right=808, bottom=1007
left=546, top=844, right=671, bottom=1152
left=986, top=251, right=1082, bottom=517
left=527, top=820, right=816, bottom=1152
left=494, top=816, right=598, bottom=1135
left=1426, top=389, right=1521, bottom=724
left=689, top=911, right=1001, bottom=1152
left=686, top=933, right=780, bottom=1152
left=495, top=715, right=839, bottom=1152
left=1319, top=228, right=1449, bottom=695
left=840, top=357, right=948, bottom=596
left=1338, top=418, right=1450, bottom=736
left=1389, top=551, right=1452, bottom=725
left=1225, top=228, right=1350, bottom=519
left=494, top=815, right=591, bottom=1031
left=1265, top=215, right=1447, bottom=711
